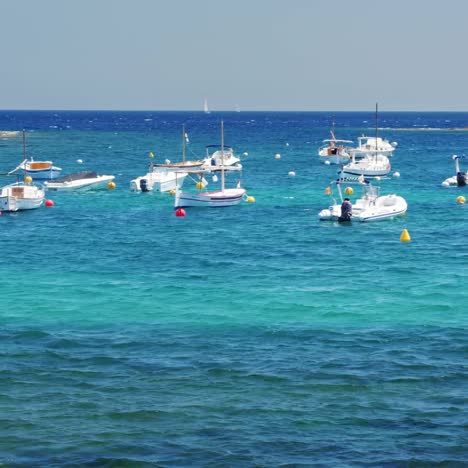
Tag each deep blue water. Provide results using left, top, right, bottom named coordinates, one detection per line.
left=1, top=111, right=467, bottom=466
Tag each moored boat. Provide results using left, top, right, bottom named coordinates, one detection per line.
left=0, top=181, right=45, bottom=212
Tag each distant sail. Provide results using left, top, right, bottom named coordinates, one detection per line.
left=204, top=98, right=210, bottom=114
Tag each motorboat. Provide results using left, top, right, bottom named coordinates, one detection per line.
left=203, top=144, right=241, bottom=168
left=130, top=167, right=188, bottom=192
left=318, top=139, right=353, bottom=165
left=351, top=104, right=397, bottom=157
left=441, top=155, right=468, bottom=187
left=131, top=125, right=198, bottom=192
left=175, top=122, right=246, bottom=208
left=352, top=135, right=397, bottom=157
left=318, top=175, right=407, bottom=222
left=342, top=152, right=391, bottom=178
left=44, top=171, right=115, bottom=191
left=8, top=130, right=62, bottom=180
left=0, top=181, right=45, bottom=212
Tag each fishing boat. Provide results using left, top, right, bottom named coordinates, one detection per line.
left=8, top=130, right=62, bottom=180
left=317, top=123, right=354, bottom=164
left=0, top=180, right=45, bottom=212
left=441, top=155, right=468, bottom=187
left=44, top=171, right=115, bottom=192
left=342, top=152, right=391, bottom=178
left=318, top=174, right=407, bottom=222
left=175, top=121, right=246, bottom=208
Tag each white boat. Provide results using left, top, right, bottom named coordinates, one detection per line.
left=342, top=152, right=391, bottom=178
left=441, top=155, right=468, bottom=187
left=353, top=135, right=397, bottom=157
left=203, top=144, right=241, bottom=168
left=352, top=104, right=397, bottom=157
left=317, top=123, right=353, bottom=164
left=0, top=181, right=45, bottom=212
left=130, top=125, right=194, bottom=192
left=130, top=168, right=188, bottom=192
left=44, top=171, right=115, bottom=192
left=318, top=139, right=354, bottom=165
left=8, top=131, right=62, bottom=180
left=318, top=176, right=407, bottom=222
left=175, top=121, right=246, bottom=208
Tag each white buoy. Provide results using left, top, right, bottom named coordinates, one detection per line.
left=275, top=153, right=281, bottom=159
left=288, top=171, right=296, bottom=177
left=285, top=142, right=289, bottom=146
left=324, top=160, right=331, bottom=165
left=243, top=152, right=248, bottom=156
left=76, top=159, right=83, bottom=164
left=393, top=171, right=400, bottom=178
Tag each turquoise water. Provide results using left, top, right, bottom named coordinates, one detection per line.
left=1, top=111, right=467, bottom=466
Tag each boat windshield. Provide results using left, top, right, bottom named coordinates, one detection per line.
left=361, top=185, right=380, bottom=199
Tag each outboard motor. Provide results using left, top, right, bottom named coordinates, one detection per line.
left=456, top=172, right=466, bottom=187
left=139, top=178, right=149, bottom=192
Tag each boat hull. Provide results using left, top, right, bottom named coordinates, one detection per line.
left=45, top=175, right=115, bottom=191
left=175, top=188, right=246, bottom=208
left=130, top=171, right=188, bottom=192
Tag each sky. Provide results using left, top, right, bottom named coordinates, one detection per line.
left=1, top=0, right=467, bottom=111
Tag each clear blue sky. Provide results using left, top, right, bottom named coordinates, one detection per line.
left=1, top=0, right=467, bottom=111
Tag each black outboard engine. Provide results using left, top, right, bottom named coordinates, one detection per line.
left=456, top=172, right=466, bottom=187
left=139, top=178, right=149, bottom=192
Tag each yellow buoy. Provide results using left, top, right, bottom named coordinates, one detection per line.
left=400, top=229, right=411, bottom=242
left=24, top=175, right=33, bottom=184
left=107, top=181, right=116, bottom=190
left=344, top=187, right=353, bottom=195
left=149, top=152, right=154, bottom=159
left=196, top=182, right=203, bottom=189
left=246, top=196, right=256, bottom=203
left=325, top=187, right=331, bottom=195
left=456, top=195, right=466, bottom=204
left=169, top=189, right=176, bottom=196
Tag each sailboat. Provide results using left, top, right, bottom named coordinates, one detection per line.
left=203, top=98, right=210, bottom=114
left=8, top=130, right=62, bottom=180
left=174, top=121, right=246, bottom=208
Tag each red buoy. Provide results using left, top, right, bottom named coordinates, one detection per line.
left=175, top=208, right=186, bottom=217
left=45, top=199, right=55, bottom=207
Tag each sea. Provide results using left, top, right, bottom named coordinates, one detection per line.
left=0, top=110, right=467, bottom=467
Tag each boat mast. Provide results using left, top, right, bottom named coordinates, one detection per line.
left=221, top=120, right=225, bottom=192
left=182, top=124, right=186, bottom=162
left=22, top=129, right=27, bottom=160
left=375, top=102, right=378, bottom=152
